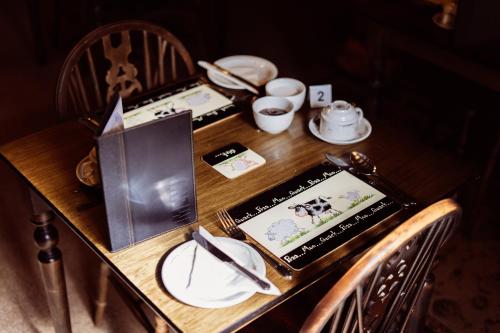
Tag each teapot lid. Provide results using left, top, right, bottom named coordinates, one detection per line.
left=331, top=100, right=351, bottom=110
left=322, top=100, right=358, bottom=123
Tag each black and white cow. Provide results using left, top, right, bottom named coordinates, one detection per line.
left=288, top=196, right=342, bottom=224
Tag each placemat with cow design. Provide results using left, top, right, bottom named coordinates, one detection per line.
left=123, top=79, right=241, bottom=130
left=228, top=163, right=402, bottom=270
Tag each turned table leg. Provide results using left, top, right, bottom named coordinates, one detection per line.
left=32, top=210, right=72, bottom=333
left=94, top=262, right=110, bottom=326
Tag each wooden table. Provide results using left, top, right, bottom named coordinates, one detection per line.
left=0, top=109, right=472, bottom=333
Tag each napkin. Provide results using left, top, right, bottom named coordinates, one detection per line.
left=188, top=227, right=281, bottom=297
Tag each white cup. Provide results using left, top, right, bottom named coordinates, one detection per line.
left=252, top=96, right=294, bottom=134
left=265, top=78, right=306, bottom=112
left=319, top=100, right=364, bottom=141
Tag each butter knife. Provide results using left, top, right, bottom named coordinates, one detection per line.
left=197, top=60, right=260, bottom=95
left=192, top=231, right=271, bottom=290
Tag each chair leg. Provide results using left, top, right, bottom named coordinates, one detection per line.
left=154, top=316, right=168, bottom=333
left=403, top=274, right=434, bottom=333
left=94, top=262, right=111, bottom=326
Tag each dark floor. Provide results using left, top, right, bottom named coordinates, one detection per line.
left=0, top=1, right=499, bottom=332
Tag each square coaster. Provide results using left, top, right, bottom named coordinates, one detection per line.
left=203, top=143, right=265, bottom=179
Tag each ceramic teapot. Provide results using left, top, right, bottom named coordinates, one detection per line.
left=319, top=100, right=364, bottom=141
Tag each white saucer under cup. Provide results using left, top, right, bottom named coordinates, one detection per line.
left=309, top=115, right=372, bottom=145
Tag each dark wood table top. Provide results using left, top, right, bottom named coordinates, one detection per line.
left=0, top=109, right=473, bottom=332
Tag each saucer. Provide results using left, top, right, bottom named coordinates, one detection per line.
left=161, top=237, right=265, bottom=308
left=308, top=115, right=372, bottom=145
left=76, top=156, right=100, bottom=187
left=207, top=55, right=278, bottom=89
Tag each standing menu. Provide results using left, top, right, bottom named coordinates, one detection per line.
left=97, top=109, right=197, bottom=252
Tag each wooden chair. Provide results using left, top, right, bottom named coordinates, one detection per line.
left=299, top=198, right=461, bottom=333
left=55, top=20, right=195, bottom=332
left=56, top=19, right=195, bottom=120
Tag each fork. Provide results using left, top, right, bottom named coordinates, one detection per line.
left=217, top=209, right=293, bottom=280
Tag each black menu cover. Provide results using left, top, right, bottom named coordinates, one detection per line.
left=97, top=110, right=197, bottom=251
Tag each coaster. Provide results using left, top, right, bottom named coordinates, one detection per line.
left=203, top=143, right=265, bottom=179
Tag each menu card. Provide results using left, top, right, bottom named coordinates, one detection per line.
left=227, top=163, right=402, bottom=270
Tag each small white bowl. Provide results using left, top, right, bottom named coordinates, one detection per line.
left=252, top=96, right=294, bottom=134
left=265, top=78, right=306, bottom=112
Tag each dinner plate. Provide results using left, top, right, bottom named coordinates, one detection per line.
left=308, top=115, right=372, bottom=145
left=207, top=55, right=278, bottom=89
left=161, top=237, right=265, bottom=308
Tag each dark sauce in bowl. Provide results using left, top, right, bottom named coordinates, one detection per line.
left=259, top=108, right=288, bottom=116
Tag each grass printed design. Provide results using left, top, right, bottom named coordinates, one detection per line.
left=315, top=211, right=343, bottom=228
left=347, top=194, right=374, bottom=209
left=281, top=229, right=310, bottom=247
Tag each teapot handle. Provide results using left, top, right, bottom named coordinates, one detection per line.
left=355, top=107, right=364, bottom=124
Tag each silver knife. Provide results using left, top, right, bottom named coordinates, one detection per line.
left=210, top=62, right=260, bottom=91
left=192, top=231, right=271, bottom=290
left=197, top=61, right=260, bottom=95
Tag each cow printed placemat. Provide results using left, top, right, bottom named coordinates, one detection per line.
left=227, top=163, right=402, bottom=270
left=123, top=82, right=239, bottom=130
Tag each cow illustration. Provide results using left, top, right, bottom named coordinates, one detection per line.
left=288, top=196, right=342, bottom=224
left=230, top=156, right=258, bottom=171
left=265, top=219, right=305, bottom=245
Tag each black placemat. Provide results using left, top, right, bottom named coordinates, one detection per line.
left=227, top=163, right=402, bottom=270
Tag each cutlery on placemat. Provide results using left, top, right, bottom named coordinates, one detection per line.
left=350, top=151, right=417, bottom=208
left=324, top=152, right=351, bottom=169
left=193, top=227, right=274, bottom=291
left=217, top=209, right=293, bottom=280
left=197, top=60, right=259, bottom=95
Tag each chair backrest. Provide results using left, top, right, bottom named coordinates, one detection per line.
left=300, top=198, right=461, bottom=333
left=56, top=20, right=195, bottom=120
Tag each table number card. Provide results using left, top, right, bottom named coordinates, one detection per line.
left=309, top=84, right=332, bottom=108
left=203, top=143, right=265, bottom=179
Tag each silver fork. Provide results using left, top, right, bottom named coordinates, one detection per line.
left=216, top=209, right=293, bottom=280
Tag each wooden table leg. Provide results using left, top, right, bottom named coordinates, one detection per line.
left=94, top=262, right=110, bottom=326
left=32, top=210, right=72, bottom=333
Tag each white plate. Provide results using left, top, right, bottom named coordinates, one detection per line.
left=161, top=237, right=265, bottom=308
left=308, top=115, right=372, bottom=145
left=207, top=55, right=278, bottom=89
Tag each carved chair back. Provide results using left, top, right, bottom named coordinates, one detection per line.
left=56, top=20, right=195, bottom=119
left=300, top=198, right=461, bottom=333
